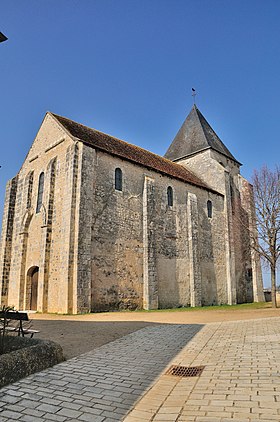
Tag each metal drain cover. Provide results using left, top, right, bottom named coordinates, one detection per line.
left=166, top=365, right=205, bottom=377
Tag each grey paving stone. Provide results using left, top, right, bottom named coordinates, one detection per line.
left=0, top=324, right=206, bottom=421
left=95, top=403, right=118, bottom=412
left=56, top=408, right=82, bottom=418
left=2, top=404, right=25, bottom=413
left=43, top=413, right=67, bottom=421
left=22, top=408, right=46, bottom=418
left=72, top=398, right=95, bottom=407
left=101, top=395, right=125, bottom=403
left=21, top=393, right=42, bottom=401
left=59, top=401, right=82, bottom=411
left=36, top=403, right=62, bottom=414
left=2, top=390, right=24, bottom=398
left=0, top=410, right=21, bottom=420
left=17, top=399, right=41, bottom=409
left=54, top=394, right=73, bottom=402
left=78, top=406, right=103, bottom=415
left=78, top=416, right=105, bottom=422
left=0, top=395, right=21, bottom=405
left=19, top=415, right=46, bottom=422
left=40, top=397, right=63, bottom=406
left=48, top=380, right=68, bottom=387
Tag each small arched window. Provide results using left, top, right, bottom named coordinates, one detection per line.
left=207, top=200, right=212, bottom=218
left=115, top=168, right=122, bottom=191
left=26, top=171, right=34, bottom=209
left=36, top=172, right=44, bottom=213
left=167, top=186, right=173, bottom=206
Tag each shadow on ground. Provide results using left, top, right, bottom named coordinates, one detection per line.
left=32, top=320, right=157, bottom=359
left=0, top=323, right=203, bottom=421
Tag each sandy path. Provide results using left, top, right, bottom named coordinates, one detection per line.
left=30, top=306, right=280, bottom=359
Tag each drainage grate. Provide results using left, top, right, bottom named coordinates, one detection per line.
left=166, top=365, right=205, bottom=377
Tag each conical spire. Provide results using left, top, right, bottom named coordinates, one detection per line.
left=164, top=105, right=240, bottom=164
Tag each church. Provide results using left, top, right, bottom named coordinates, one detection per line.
left=0, top=105, right=264, bottom=314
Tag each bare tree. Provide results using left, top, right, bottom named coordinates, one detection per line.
left=252, top=166, right=280, bottom=307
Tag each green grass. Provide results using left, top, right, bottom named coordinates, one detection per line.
left=35, top=301, right=272, bottom=316
left=133, top=301, right=271, bottom=313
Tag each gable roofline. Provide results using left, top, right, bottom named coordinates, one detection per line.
left=165, top=105, right=241, bottom=165
left=17, top=112, right=52, bottom=174
left=172, top=146, right=212, bottom=162
left=194, top=106, right=242, bottom=165
left=48, top=112, right=223, bottom=196
left=172, top=146, right=242, bottom=166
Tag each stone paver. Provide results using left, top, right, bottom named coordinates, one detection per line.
left=124, top=317, right=280, bottom=421
left=2, top=317, right=280, bottom=421
left=0, top=324, right=201, bottom=421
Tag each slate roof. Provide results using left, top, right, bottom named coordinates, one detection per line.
left=164, top=105, right=240, bottom=164
left=50, top=112, right=220, bottom=194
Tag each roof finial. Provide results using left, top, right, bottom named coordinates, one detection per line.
left=191, top=88, right=196, bottom=105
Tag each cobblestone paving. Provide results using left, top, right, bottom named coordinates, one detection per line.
left=0, top=324, right=201, bottom=422
left=124, top=317, right=280, bottom=422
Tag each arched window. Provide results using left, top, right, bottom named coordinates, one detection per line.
left=167, top=186, right=173, bottom=206
left=36, top=172, right=44, bottom=213
left=115, top=168, right=122, bottom=191
left=207, top=200, right=212, bottom=218
left=26, top=171, right=34, bottom=209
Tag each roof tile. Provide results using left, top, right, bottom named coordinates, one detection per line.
left=51, top=112, right=220, bottom=194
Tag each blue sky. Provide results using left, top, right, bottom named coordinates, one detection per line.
left=1, top=0, right=279, bottom=286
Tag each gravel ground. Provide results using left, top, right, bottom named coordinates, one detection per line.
left=30, top=305, right=280, bottom=359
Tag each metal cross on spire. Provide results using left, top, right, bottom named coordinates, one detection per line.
left=191, top=88, right=196, bottom=105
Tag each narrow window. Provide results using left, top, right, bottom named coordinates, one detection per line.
left=36, top=172, right=44, bottom=213
left=115, top=168, right=122, bottom=191
left=247, top=268, right=252, bottom=278
left=207, top=200, right=212, bottom=218
left=26, top=171, right=34, bottom=209
left=167, top=186, right=173, bottom=206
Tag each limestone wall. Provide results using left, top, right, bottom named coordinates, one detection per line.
left=80, top=146, right=228, bottom=312
left=177, top=148, right=262, bottom=304
left=2, top=114, right=80, bottom=313
left=87, top=151, right=144, bottom=311
left=0, top=176, right=18, bottom=305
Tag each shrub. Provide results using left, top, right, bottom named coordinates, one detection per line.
left=0, top=305, right=14, bottom=355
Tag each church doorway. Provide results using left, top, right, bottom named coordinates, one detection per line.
left=26, top=266, right=39, bottom=311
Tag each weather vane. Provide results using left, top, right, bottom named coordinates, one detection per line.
left=191, top=88, right=196, bottom=105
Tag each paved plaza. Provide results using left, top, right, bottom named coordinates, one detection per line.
left=0, top=317, right=280, bottom=421
left=125, top=317, right=280, bottom=422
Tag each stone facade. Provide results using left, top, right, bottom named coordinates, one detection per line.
left=0, top=106, right=264, bottom=313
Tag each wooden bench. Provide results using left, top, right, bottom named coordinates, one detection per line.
left=0, top=311, right=40, bottom=338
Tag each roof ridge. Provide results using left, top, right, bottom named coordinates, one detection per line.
left=49, top=111, right=222, bottom=196
left=195, top=108, right=237, bottom=160
left=193, top=106, right=208, bottom=140
left=50, top=111, right=202, bottom=170
left=50, top=112, right=127, bottom=145
left=192, top=105, right=210, bottom=147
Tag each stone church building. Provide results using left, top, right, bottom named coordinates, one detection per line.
left=0, top=105, right=264, bottom=314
